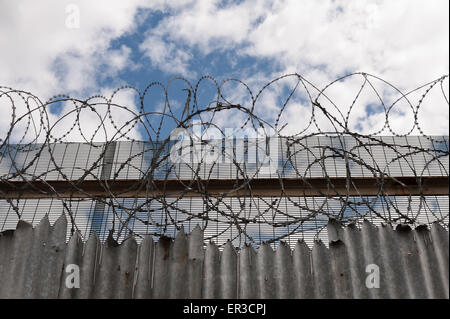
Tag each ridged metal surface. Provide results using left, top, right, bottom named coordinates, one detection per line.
left=2, top=137, right=448, bottom=181
left=0, top=215, right=448, bottom=299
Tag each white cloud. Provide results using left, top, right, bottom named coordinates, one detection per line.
left=142, top=0, right=449, bottom=134
left=140, top=35, right=193, bottom=77
left=1, top=0, right=448, bottom=141
left=0, top=0, right=166, bottom=141
left=1, top=0, right=150, bottom=94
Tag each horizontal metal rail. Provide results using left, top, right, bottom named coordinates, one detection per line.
left=0, top=176, right=448, bottom=198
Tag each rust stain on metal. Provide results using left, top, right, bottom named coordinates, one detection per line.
left=159, top=236, right=171, bottom=260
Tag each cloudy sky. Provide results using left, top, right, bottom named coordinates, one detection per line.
left=0, top=0, right=448, bottom=142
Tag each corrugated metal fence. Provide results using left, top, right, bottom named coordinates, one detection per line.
left=0, top=215, right=448, bottom=299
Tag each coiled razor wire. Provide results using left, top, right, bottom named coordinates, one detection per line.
left=0, top=72, right=448, bottom=247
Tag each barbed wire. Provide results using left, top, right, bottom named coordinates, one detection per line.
left=0, top=72, right=449, bottom=247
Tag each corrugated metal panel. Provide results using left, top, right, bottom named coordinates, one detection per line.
left=0, top=215, right=448, bottom=299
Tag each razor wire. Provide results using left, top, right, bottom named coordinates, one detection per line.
left=0, top=72, right=449, bottom=247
